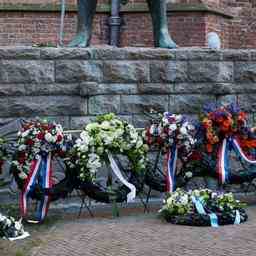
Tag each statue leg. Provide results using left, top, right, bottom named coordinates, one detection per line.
left=68, top=0, right=97, bottom=47
left=146, top=0, right=177, bottom=49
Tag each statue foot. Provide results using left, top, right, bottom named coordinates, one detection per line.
left=68, top=33, right=89, bottom=48
left=158, top=29, right=177, bottom=49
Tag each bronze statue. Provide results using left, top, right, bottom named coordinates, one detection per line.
left=69, top=0, right=177, bottom=48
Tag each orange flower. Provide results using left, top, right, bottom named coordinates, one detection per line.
left=203, top=118, right=212, bottom=129
left=238, top=112, right=247, bottom=122
left=239, top=139, right=256, bottom=149
left=206, top=143, right=213, bottom=153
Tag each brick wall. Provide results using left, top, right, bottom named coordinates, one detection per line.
left=0, top=0, right=255, bottom=48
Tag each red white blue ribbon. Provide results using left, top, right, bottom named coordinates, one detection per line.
left=20, top=153, right=52, bottom=222
left=217, top=137, right=256, bottom=184
left=165, top=144, right=178, bottom=193
left=217, top=138, right=230, bottom=184
left=232, top=138, right=256, bottom=164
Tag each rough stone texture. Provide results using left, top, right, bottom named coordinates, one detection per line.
left=150, top=61, right=188, bottom=82
left=0, top=47, right=254, bottom=129
left=0, top=60, right=54, bottom=83
left=0, top=96, right=87, bottom=117
left=120, top=95, right=168, bottom=114
left=234, top=62, right=256, bottom=83
left=188, top=61, right=233, bottom=82
left=103, top=61, right=150, bottom=83
left=88, top=95, right=120, bottom=115
left=55, top=61, right=103, bottom=83
left=169, top=95, right=216, bottom=114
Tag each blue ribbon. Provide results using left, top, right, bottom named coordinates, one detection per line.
left=191, top=196, right=219, bottom=227
left=234, top=210, right=241, bottom=225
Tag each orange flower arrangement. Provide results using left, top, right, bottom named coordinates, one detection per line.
left=202, top=104, right=248, bottom=153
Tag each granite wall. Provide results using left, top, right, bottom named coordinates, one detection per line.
left=0, top=47, right=255, bottom=129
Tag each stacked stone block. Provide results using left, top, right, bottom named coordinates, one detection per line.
left=0, top=47, right=256, bottom=129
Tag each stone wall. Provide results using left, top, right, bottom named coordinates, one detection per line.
left=0, top=47, right=255, bottom=129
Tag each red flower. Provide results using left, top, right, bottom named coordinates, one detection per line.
left=18, top=156, right=26, bottom=164
left=37, top=132, right=44, bottom=140
left=26, top=139, right=34, bottom=146
left=56, top=134, right=63, bottom=142
left=190, top=151, right=202, bottom=161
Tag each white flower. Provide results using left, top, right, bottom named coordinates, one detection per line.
left=193, top=189, right=200, bottom=197
left=180, top=195, right=189, bottom=205
left=169, top=124, right=177, bottom=131
left=18, top=144, right=26, bottom=151
left=136, top=139, right=143, bottom=149
left=185, top=171, right=193, bottom=178
left=18, top=171, right=28, bottom=180
left=45, top=132, right=53, bottom=142
left=187, top=124, right=195, bottom=131
left=175, top=115, right=183, bottom=122
left=180, top=126, right=187, bottom=135
left=14, top=220, right=23, bottom=231
left=101, top=121, right=111, bottom=129
left=21, top=130, right=30, bottom=138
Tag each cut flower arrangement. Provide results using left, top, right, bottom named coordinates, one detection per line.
left=0, top=213, right=29, bottom=240
left=146, top=112, right=197, bottom=158
left=70, top=113, right=148, bottom=182
left=12, top=119, right=71, bottom=180
left=160, top=188, right=247, bottom=226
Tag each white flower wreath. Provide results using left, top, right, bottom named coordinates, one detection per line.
left=70, top=113, right=148, bottom=182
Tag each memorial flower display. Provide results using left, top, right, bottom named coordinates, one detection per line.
left=0, top=213, right=29, bottom=240
left=146, top=113, right=197, bottom=192
left=12, top=120, right=70, bottom=180
left=69, top=113, right=148, bottom=203
left=146, top=113, right=197, bottom=157
left=11, top=119, right=72, bottom=223
left=160, top=188, right=247, bottom=226
left=71, top=113, right=148, bottom=182
left=199, top=103, right=256, bottom=184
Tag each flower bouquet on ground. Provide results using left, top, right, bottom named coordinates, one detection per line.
left=160, top=188, right=247, bottom=226
left=145, top=113, right=197, bottom=192
left=0, top=213, right=29, bottom=240
left=68, top=113, right=148, bottom=203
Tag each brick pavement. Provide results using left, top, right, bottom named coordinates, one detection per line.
left=33, top=207, right=256, bottom=256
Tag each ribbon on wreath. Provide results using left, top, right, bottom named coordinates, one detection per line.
left=191, top=196, right=241, bottom=227
left=108, top=153, right=136, bottom=203
left=217, top=137, right=256, bottom=184
left=164, top=144, right=178, bottom=193
left=191, top=196, right=219, bottom=227
left=20, top=152, right=52, bottom=223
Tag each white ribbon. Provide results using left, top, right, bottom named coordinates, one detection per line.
left=108, top=153, right=136, bottom=203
